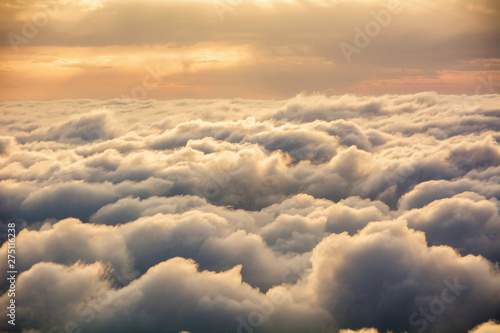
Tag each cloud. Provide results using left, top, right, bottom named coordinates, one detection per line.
left=2, top=204, right=307, bottom=291
left=0, top=218, right=135, bottom=291
left=337, top=320, right=500, bottom=333
left=89, top=195, right=208, bottom=225
left=0, top=261, right=110, bottom=333
left=339, top=329, right=379, bottom=333
left=398, top=178, right=500, bottom=211
left=1, top=258, right=329, bottom=333
left=469, top=320, right=500, bottom=333
left=402, top=194, right=500, bottom=262
left=303, top=220, right=500, bottom=333
left=3, top=220, right=500, bottom=332
left=17, top=109, right=120, bottom=144
left=1, top=93, right=500, bottom=332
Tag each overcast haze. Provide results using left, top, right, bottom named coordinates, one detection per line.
left=0, top=1, right=500, bottom=333
left=1, top=0, right=499, bottom=99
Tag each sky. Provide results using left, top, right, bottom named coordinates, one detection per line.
left=1, top=1, right=500, bottom=333
left=0, top=0, right=499, bottom=100
left=1, top=94, right=500, bottom=333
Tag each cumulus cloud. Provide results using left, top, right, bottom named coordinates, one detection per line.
left=302, top=220, right=500, bottom=332
left=17, top=109, right=121, bottom=144
left=338, top=321, right=500, bottom=333
left=402, top=194, right=500, bottom=262
left=0, top=261, right=110, bottom=333
left=1, top=93, right=500, bottom=332
left=1, top=258, right=329, bottom=333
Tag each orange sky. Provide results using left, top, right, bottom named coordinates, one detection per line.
left=0, top=0, right=499, bottom=100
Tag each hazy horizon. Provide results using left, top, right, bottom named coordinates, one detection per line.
left=1, top=0, right=499, bottom=100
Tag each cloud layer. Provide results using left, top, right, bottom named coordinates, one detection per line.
left=1, top=0, right=499, bottom=99
left=1, top=93, right=500, bottom=332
